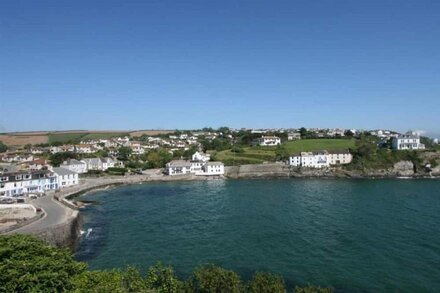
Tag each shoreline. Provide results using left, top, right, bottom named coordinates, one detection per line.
left=5, top=164, right=439, bottom=248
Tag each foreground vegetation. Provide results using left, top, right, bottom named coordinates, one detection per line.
left=0, top=235, right=333, bottom=293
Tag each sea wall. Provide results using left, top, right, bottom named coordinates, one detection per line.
left=225, top=161, right=434, bottom=179
left=32, top=211, right=82, bottom=249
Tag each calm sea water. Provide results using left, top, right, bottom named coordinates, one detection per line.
left=75, top=179, right=440, bottom=292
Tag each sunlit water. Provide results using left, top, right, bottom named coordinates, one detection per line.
left=75, top=179, right=440, bottom=291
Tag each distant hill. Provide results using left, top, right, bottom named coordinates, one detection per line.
left=0, top=130, right=174, bottom=147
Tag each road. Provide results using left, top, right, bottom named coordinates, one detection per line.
left=10, top=193, right=72, bottom=234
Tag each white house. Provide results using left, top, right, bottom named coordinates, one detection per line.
left=0, top=170, right=58, bottom=197
left=81, top=158, right=103, bottom=171
left=327, top=150, right=353, bottom=165
left=289, top=150, right=353, bottom=168
left=287, top=132, right=301, bottom=140
left=289, top=151, right=330, bottom=168
left=164, top=160, right=192, bottom=175
left=192, top=151, right=211, bottom=162
left=252, top=136, right=281, bottom=146
left=60, top=159, right=87, bottom=174
left=53, top=167, right=78, bottom=188
left=202, top=162, right=224, bottom=175
left=392, top=134, right=425, bottom=150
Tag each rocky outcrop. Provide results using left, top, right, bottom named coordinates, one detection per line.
left=392, top=161, right=414, bottom=177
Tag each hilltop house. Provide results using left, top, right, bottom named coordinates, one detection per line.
left=252, top=136, right=281, bottom=146
left=287, top=132, right=301, bottom=140
left=392, top=134, right=425, bottom=150
left=192, top=151, right=211, bottom=162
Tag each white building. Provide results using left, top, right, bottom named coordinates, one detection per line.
left=202, top=162, right=224, bottom=175
left=327, top=150, right=353, bottom=165
left=192, top=151, right=211, bottom=162
left=289, top=150, right=353, bottom=168
left=391, top=134, right=425, bottom=150
left=53, top=167, right=78, bottom=188
left=252, top=136, right=281, bottom=146
left=165, top=152, right=224, bottom=176
left=287, top=132, right=301, bottom=140
left=60, top=159, right=87, bottom=174
left=0, top=170, right=58, bottom=197
left=164, top=160, right=192, bottom=175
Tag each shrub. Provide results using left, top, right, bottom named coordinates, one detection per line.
left=248, top=272, right=286, bottom=293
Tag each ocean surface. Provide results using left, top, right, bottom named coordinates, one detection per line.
left=75, top=179, right=440, bottom=292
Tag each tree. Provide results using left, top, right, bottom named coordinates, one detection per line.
left=49, top=152, right=78, bottom=167
left=248, top=272, right=286, bottom=293
left=188, top=264, right=243, bottom=293
left=344, top=130, right=354, bottom=137
left=299, top=127, right=307, bottom=139
left=0, top=141, right=7, bottom=153
left=24, top=143, right=32, bottom=151
left=118, top=146, right=132, bottom=161
left=0, top=235, right=87, bottom=292
left=145, top=262, right=183, bottom=293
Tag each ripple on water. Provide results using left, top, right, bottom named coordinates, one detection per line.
left=75, top=179, right=440, bottom=292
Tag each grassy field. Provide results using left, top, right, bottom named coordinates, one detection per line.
left=283, top=138, right=356, bottom=153
left=213, top=138, right=357, bottom=166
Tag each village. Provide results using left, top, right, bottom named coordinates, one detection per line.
left=0, top=127, right=436, bottom=201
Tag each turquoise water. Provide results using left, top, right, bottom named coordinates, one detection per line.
left=75, top=179, right=440, bottom=291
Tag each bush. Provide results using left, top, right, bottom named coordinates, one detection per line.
left=248, top=272, right=286, bottom=293
left=188, top=264, right=243, bottom=293
left=0, top=235, right=87, bottom=292
left=106, top=167, right=127, bottom=175
left=0, top=235, right=335, bottom=293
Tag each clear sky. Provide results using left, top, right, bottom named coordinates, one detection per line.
left=1, top=0, right=439, bottom=136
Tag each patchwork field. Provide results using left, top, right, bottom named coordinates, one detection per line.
left=213, top=138, right=357, bottom=165
left=0, top=129, right=172, bottom=147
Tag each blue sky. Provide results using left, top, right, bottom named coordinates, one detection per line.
left=0, top=0, right=439, bottom=136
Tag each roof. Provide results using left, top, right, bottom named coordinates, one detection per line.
left=63, top=159, right=85, bottom=166
left=167, top=160, right=191, bottom=167
left=53, top=167, right=78, bottom=176
left=396, top=134, right=419, bottom=139
left=205, top=161, right=224, bottom=166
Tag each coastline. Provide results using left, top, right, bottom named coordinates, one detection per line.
left=4, top=163, right=439, bottom=248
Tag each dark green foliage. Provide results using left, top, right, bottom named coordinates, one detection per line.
left=145, top=150, right=173, bottom=168
left=188, top=264, right=243, bottom=293
left=0, top=235, right=87, bottom=292
left=0, top=141, right=8, bottom=153
left=145, top=262, right=183, bottom=292
left=0, top=235, right=334, bottom=293
left=49, top=152, right=79, bottom=167
left=118, top=146, right=132, bottom=161
left=248, top=272, right=286, bottom=293
left=106, top=167, right=127, bottom=175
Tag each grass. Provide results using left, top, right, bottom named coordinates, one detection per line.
left=283, top=138, right=356, bottom=153
left=213, top=138, right=356, bottom=166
